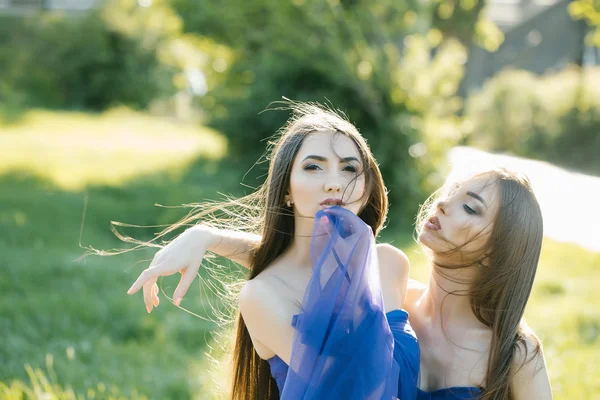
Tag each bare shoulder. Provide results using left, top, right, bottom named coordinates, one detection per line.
left=238, top=276, right=279, bottom=316
left=407, top=277, right=426, bottom=293
left=403, top=278, right=427, bottom=313
left=511, top=329, right=552, bottom=399
left=376, top=244, right=410, bottom=311
left=376, top=243, right=410, bottom=276
left=238, top=276, right=298, bottom=362
left=513, top=331, right=546, bottom=374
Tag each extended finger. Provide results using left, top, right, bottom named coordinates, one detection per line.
left=127, top=268, right=156, bottom=295
left=143, top=281, right=154, bottom=313
left=173, top=266, right=198, bottom=307
left=151, top=282, right=160, bottom=307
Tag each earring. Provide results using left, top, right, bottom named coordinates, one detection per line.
left=286, top=200, right=292, bottom=207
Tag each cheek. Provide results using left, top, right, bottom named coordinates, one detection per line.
left=289, top=173, right=323, bottom=217
left=441, top=217, right=478, bottom=249
left=347, top=180, right=367, bottom=213
left=460, top=224, right=492, bottom=253
left=457, top=223, right=475, bottom=244
left=345, top=178, right=366, bottom=200
left=289, top=172, right=317, bottom=199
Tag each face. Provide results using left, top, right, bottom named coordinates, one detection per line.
left=419, top=175, right=500, bottom=260
left=288, top=131, right=367, bottom=220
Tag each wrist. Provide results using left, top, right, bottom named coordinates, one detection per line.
left=188, top=224, right=220, bottom=251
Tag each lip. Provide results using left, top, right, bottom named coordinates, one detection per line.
left=320, top=198, right=346, bottom=207
left=425, top=216, right=441, bottom=231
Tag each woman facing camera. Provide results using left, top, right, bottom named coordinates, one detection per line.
left=127, top=102, right=419, bottom=399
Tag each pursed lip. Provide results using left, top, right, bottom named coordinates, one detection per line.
left=320, top=198, right=346, bottom=206
left=425, top=216, right=441, bottom=231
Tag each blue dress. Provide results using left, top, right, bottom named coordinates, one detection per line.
left=416, top=387, right=482, bottom=399
left=265, top=207, right=420, bottom=399
left=267, top=309, right=420, bottom=399
left=270, top=352, right=482, bottom=400
left=270, top=351, right=482, bottom=400
left=264, top=207, right=482, bottom=399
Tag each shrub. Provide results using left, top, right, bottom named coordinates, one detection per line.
left=0, top=0, right=182, bottom=111
left=464, top=66, right=600, bottom=174
left=171, top=0, right=477, bottom=225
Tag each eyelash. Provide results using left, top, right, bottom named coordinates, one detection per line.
left=304, top=164, right=358, bottom=173
left=304, top=164, right=321, bottom=171
left=463, top=204, right=477, bottom=215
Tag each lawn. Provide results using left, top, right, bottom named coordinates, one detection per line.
left=0, top=109, right=598, bottom=399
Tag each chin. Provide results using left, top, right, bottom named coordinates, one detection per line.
left=418, top=229, right=438, bottom=251
left=417, top=230, right=428, bottom=245
left=347, top=206, right=361, bottom=215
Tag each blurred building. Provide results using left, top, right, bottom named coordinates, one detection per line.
left=461, top=0, right=598, bottom=95
left=0, top=0, right=98, bottom=13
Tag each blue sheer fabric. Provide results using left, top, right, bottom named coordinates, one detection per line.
left=266, top=207, right=419, bottom=399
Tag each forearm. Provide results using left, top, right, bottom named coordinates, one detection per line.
left=190, top=225, right=261, bottom=270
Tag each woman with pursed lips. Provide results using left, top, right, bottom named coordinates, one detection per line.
left=126, top=102, right=419, bottom=399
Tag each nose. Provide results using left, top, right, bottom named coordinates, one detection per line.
left=436, top=200, right=447, bottom=215
left=324, top=180, right=342, bottom=193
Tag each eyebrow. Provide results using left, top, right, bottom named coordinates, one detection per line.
left=466, top=191, right=487, bottom=208
left=301, top=155, right=360, bottom=163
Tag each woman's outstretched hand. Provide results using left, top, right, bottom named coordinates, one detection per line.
left=127, top=226, right=216, bottom=313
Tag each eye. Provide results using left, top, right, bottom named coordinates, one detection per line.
left=304, top=164, right=322, bottom=171
left=343, top=165, right=357, bottom=173
left=463, top=204, right=477, bottom=215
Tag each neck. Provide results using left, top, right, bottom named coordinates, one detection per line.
left=422, top=259, right=485, bottom=329
left=285, top=215, right=314, bottom=267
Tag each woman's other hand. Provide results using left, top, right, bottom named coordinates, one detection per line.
left=127, top=226, right=216, bottom=313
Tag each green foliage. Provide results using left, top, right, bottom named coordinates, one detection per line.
left=1, top=0, right=503, bottom=222
left=431, top=0, right=504, bottom=51
left=463, top=67, right=600, bottom=174
left=569, top=0, right=600, bottom=46
left=0, top=0, right=183, bottom=111
left=170, top=0, right=478, bottom=224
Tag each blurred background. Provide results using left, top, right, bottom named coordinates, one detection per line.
left=0, top=0, right=598, bottom=398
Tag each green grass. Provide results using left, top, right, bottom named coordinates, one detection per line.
left=1, top=109, right=599, bottom=399
left=0, top=107, right=227, bottom=191
left=0, top=109, right=246, bottom=399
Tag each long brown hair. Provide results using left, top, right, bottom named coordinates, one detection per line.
left=97, top=100, right=388, bottom=399
left=416, top=169, right=543, bottom=400
left=230, top=101, right=389, bottom=400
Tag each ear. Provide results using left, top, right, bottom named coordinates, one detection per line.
left=283, top=193, right=294, bottom=208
